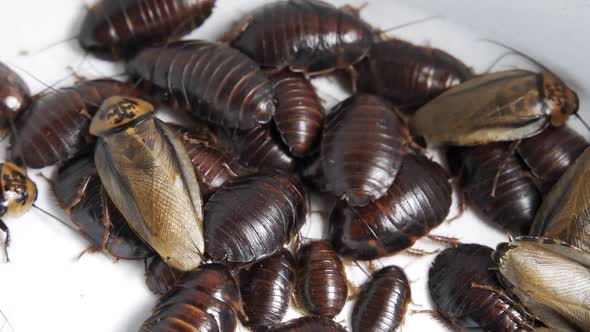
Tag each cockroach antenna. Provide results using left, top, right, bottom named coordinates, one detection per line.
left=0, top=309, right=13, bottom=332
left=575, top=113, right=590, bottom=133
left=380, top=15, right=442, bottom=34
left=480, top=39, right=552, bottom=73
left=32, top=204, right=78, bottom=234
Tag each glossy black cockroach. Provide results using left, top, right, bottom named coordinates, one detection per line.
left=0, top=61, right=30, bottom=134
left=127, top=40, right=275, bottom=129
left=494, top=236, right=590, bottom=331
left=330, top=154, right=452, bottom=260
left=139, top=263, right=244, bottom=332
left=429, top=244, right=536, bottom=331
left=12, top=79, right=141, bottom=169
left=55, top=156, right=153, bottom=260
left=145, top=256, right=185, bottom=295
left=351, top=265, right=411, bottom=332
left=267, top=316, right=347, bottom=332
left=204, top=174, right=305, bottom=263
left=90, top=96, right=204, bottom=271
left=79, top=0, right=216, bottom=60
left=320, top=94, right=410, bottom=207
left=240, top=249, right=295, bottom=329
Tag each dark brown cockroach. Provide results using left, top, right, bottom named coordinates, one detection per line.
left=355, top=38, right=473, bottom=112
left=321, top=94, right=409, bottom=207
left=412, top=69, right=580, bottom=146
left=140, top=263, right=244, bottom=332
left=295, top=240, right=348, bottom=318
left=272, top=71, right=324, bottom=157
left=204, top=174, right=305, bottom=263
left=55, top=156, right=153, bottom=260
left=517, top=125, right=588, bottom=192
left=79, top=0, right=216, bottom=60
left=267, top=316, right=347, bottom=332
left=351, top=265, right=411, bottom=332
left=530, top=147, right=590, bottom=252
left=240, top=249, right=295, bottom=329
left=12, top=79, right=141, bottom=169
left=450, top=143, right=542, bottom=235
left=0, top=61, right=30, bottom=133
left=330, top=154, right=452, bottom=260
left=429, top=244, right=536, bottom=331
left=145, top=256, right=185, bottom=295
left=127, top=40, right=275, bottom=129
left=229, top=0, right=373, bottom=77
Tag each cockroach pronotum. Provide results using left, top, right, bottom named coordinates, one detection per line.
left=351, top=265, right=411, bottom=332
left=494, top=236, right=590, bottom=331
left=79, top=0, right=216, bottom=60
left=139, top=264, right=244, bottom=332
left=145, top=256, right=185, bottom=295
left=268, top=316, right=347, bottom=332
left=449, top=142, right=542, bottom=235
left=12, top=79, right=141, bottom=169
left=240, top=249, right=295, bottom=329
left=295, top=240, right=348, bottom=318
left=429, top=244, right=536, bottom=331
left=412, top=69, right=580, bottom=146
left=127, top=40, right=275, bottom=129
left=330, top=154, right=452, bottom=260
left=204, top=174, right=305, bottom=263
left=54, top=156, right=153, bottom=260
left=355, top=38, right=473, bottom=112
left=530, top=146, right=590, bottom=252
left=90, top=96, right=204, bottom=271
left=229, top=0, right=373, bottom=79
left=320, top=94, right=409, bottom=207
left=0, top=61, right=30, bottom=134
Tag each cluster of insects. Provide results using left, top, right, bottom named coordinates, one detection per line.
left=1, top=0, right=589, bottom=331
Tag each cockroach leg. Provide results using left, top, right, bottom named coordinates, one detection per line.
left=490, top=140, right=520, bottom=197
left=36, top=172, right=55, bottom=187
left=406, top=248, right=440, bottom=256
left=346, top=280, right=361, bottom=301
left=100, top=187, right=112, bottom=252
left=340, top=2, right=368, bottom=17
left=426, top=234, right=461, bottom=247
left=0, top=220, right=10, bottom=262
left=65, top=176, right=92, bottom=215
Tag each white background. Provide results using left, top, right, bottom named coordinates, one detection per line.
left=0, top=0, right=589, bottom=331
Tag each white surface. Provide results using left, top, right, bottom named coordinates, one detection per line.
left=0, top=1, right=588, bottom=331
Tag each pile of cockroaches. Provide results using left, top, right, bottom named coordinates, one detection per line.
left=1, top=0, right=589, bottom=331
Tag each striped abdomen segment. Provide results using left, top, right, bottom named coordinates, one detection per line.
left=269, top=316, right=347, bottom=332
left=145, top=257, right=185, bottom=295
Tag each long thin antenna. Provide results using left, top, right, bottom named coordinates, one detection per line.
left=483, top=51, right=515, bottom=73
left=0, top=309, right=13, bottom=332
left=32, top=204, right=78, bottom=233
left=24, top=36, right=78, bottom=57
left=479, top=39, right=551, bottom=72
left=380, top=15, right=441, bottom=34
left=575, top=113, right=590, bottom=132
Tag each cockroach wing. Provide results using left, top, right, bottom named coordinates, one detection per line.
left=531, top=147, right=590, bottom=252
left=496, top=237, right=590, bottom=331
left=412, top=70, right=550, bottom=145
left=95, top=118, right=204, bottom=271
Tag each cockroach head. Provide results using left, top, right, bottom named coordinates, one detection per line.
left=542, top=71, right=579, bottom=126
left=90, top=96, right=154, bottom=137
left=0, top=162, right=37, bottom=217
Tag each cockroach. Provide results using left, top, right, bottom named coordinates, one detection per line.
left=127, top=40, right=275, bottom=129
left=267, top=316, right=347, bottom=332
left=494, top=236, right=590, bottom=331
left=517, top=125, right=588, bottom=192
left=295, top=240, right=348, bottom=318
left=145, top=256, right=185, bottom=295
left=330, top=154, right=452, bottom=260
left=351, top=265, right=411, bottom=332
left=530, top=146, right=590, bottom=252
left=140, top=263, right=244, bottom=332
left=450, top=142, right=542, bottom=234
left=240, top=249, right=295, bottom=329
left=0, top=61, right=30, bottom=133
left=320, top=94, right=409, bottom=207
left=355, top=38, right=473, bottom=112
left=229, top=0, right=373, bottom=78
left=79, top=0, right=216, bottom=60
left=54, top=156, right=153, bottom=259
left=272, top=71, right=324, bottom=157
left=204, top=174, right=305, bottom=263
left=429, top=244, right=536, bottom=331
left=12, top=79, right=141, bottom=169
left=90, top=96, right=204, bottom=271
left=412, top=69, right=580, bottom=146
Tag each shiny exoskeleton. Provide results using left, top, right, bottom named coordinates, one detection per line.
left=321, top=94, right=409, bottom=207
left=330, top=154, right=452, bottom=260
left=429, top=244, right=536, bottom=331
left=295, top=241, right=348, bottom=318
left=240, top=249, right=295, bottom=329
left=145, top=257, right=185, bottom=295
left=205, top=174, right=305, bottom=263
left=127, top=40, right=275, bottom=129
left=0, top=61, right=30, bottom=133
left=351, top=265, right=411, bottom=332
left=140, top=264, right=244, bottom=332
left=356, top=38, right=473, bottom=111
left=79, top=0, right=216, bottom=60
left=55, top=156, right=152, bottom=260
left=12, top=79, right=141, bottom=169
left=230, top=0, right=373, bottom=75
left=268, top=316, right=347, bottom=332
